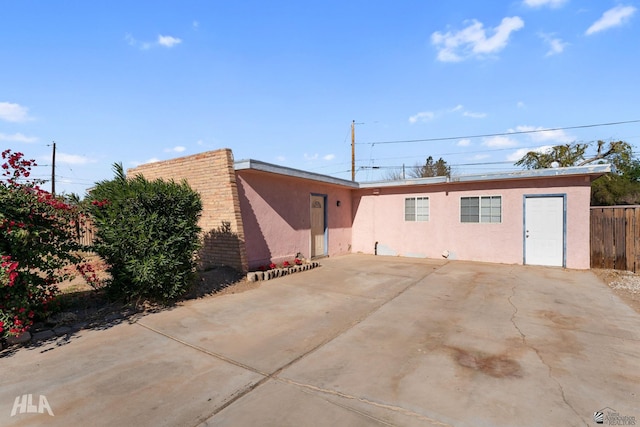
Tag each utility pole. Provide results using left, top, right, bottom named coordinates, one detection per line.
left=351, top=120, right=355, bottom=181
left=51, top=141, right=56, bottom=196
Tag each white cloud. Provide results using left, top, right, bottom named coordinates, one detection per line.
left=517, top=101, right=526, bottom=109
left=0, top=102, right=32, bottom=122
left=0, top=132, right=38, bottom=143
left=323, top=154, right=336, bottom=161
left=411, top=105, right=486, bottom=123
left=507, top=145, right=553, bottom=161
left=131, top=157, right=161, bottom=166
left=483, top=135, right=519, bottom=147
left=432, top=16, right=524, bottom=62
left=586, top=5, right=637, bottom=35
left=409, top=111, right=435, bottom=123
left=453, top=104, right=486, bottom=118
left=158, top=35, right=182, bottom=48
left=192, top=21, right=199, bottom=30
left=304, top=153, right=319, bottom=161
left=513, top=125, right=574, bottom=143
left=126, top=33, right=182, bottom=50
left=539, top=33, right=568, bottom=56
left=164, top=146, right=186, bottom=153
left=56, top=153, right=97, bottom=165
left=275, top=155, right=286, bottom=162
left=472, top=154, right=490, bottom=160
left=125, top=33, right=136, bottom=46
left=523, top=0, right=567, bottom=8
left=457, top=139, right=472, bottom=147
left=463, top=110, right=487, bottom=118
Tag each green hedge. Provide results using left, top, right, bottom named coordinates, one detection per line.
left=89, top=164, right=202, bottom=303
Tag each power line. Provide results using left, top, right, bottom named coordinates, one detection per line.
left=357, top=119, right=640, bottom=145
left=307, top=139, right=605, bottom=173
left=360, top=161, right=515, bottom=171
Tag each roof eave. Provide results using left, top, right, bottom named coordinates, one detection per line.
left=234, top=159, right=359, bottom=188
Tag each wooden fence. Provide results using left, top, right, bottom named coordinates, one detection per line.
left=76, top=220, right=96, bottom=247
left=590, top=206, right=640, bottom=273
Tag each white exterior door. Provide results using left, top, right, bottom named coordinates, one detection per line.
left=524, top=196, right=565, bottom=267
left=310, top=195, right=326, bottom=258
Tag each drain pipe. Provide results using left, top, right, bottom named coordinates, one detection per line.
left=374, top=241, right=378, bottom=255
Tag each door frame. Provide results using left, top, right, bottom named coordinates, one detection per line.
left=310, top=193, right=328, bottom=258
left=522, top=194, right=567, bottom=268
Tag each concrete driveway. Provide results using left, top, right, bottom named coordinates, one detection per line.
left=1, top=254, right=638, bottom=426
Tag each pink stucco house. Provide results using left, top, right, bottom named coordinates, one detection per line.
left=129, top=149, right=610, bottom=272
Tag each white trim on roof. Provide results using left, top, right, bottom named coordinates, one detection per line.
left=234, top=159, right=359, bottom=188
left=235, top=159, right=611, bottom=189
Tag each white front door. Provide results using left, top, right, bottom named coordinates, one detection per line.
left=310, top=195, right=326, bottom=258
left=524, top=196, right=565, bottom=267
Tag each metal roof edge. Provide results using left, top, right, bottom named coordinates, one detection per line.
left=235, top=160, right=610, bottom=189
left=359, top=176, right=447, bottom=188
left=358, top=164, right=611, bottom=188
left=449, top=164, right=611, bottom=183
left=234, top=159, right=359, bottom=188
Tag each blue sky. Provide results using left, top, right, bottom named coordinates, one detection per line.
left=2, top=0, right=639, bottom=195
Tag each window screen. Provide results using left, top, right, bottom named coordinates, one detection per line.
left=461, top=196, right=501, bottom=223
left=405, top=197, right=429, bottom=221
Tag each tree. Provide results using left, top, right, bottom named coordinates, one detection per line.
left=412, top=156, right=451, bottom=178
left=514, top=140, right=633, bottom=170
left=514, top=140, right=640, bottom=205
left=591, top=174, right=640, bottom=205
left=385, top=156, right=451, bottom=180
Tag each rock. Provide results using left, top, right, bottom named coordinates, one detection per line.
left=53, top=326, right=72, bottom=336
left=30, top=322, right=46, bottom=332
left=104, top=312, right=122, bottom=322
left=32, top=330, right=55, bottom=341
left=7, top=332, right=31, bottom=345
left=47, top=312, right=78, bottom=326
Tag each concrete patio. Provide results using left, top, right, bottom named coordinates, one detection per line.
left=1, top=254, right=638, bottom=426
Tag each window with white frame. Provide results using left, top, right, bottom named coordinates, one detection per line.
left=405, top=197, right=429, bottom=221
left=460, top=196, right=501, bottom=223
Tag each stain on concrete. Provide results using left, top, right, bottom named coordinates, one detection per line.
left=536, top=310, right=582, bottom=329
left=447, top=346, right=523, bottom=378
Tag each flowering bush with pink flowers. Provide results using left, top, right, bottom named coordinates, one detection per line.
left=255, top=258, right=305, bottom=272
left=1, top=149, right=86, bottom=339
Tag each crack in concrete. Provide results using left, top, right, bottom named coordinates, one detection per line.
left=506, top=275, right=588, bottom=426
left=135, top=321, right=269, bottom=377
left=278, top=377, right=454, bottom=427
left=140, top=263, right=449, bottom=426
left=296, top=386, right=397, bottom=427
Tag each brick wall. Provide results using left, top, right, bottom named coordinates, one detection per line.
left=128, top=149, right=248, bottom=272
